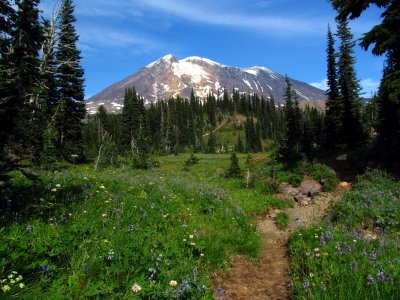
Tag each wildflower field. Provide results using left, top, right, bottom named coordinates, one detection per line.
left=288, top=170, right=400, bottom=299
left=0, top=153, right=289, bottom=299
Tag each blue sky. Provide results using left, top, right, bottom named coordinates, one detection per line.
left=40, top=0, right=385, bottom=99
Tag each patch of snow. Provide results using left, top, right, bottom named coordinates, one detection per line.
left=111, top=102, right=124, bottom=108
left=98, top=102, right=105, bottom=106
left=253, top=80, right=259, bottom=91
left=183, top=56, right=223, bottom=67
left=266, top=84, right=273, bottom=91
left=86, top=101, right=94, bottom=105
left=244, top=68, right=259, bottom=76
left=243, top=78, right=252, bottom=90
left=294, top=89, right=311, bottom=101
left=172, top=60, right=210, bottom=84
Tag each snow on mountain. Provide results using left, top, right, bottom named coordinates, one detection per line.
left=87, top=54, right=326, bottom=114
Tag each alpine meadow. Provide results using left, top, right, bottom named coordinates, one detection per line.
left=0, top=0, right=399, bottom=299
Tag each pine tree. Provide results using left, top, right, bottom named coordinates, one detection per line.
left=324, top=24, right=343, bottom=147
left=226, top=151, right=242, bottom=179
left=279, top=76, right=303, bottom=162
left=331, top=0, right=400, bottom=151
left=6, top=0, right=44, bottom=159
left=0, top=0, right=15, bottom=160
left=135, top=117, right=149, bottom=169
left=336, top=19, right=366, bottom=146
left=55, top=0, right=85, bottom=161
left=236, top=134, right=245, bottom=153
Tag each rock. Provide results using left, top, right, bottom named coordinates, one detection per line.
left=339, top=181, right=349, bottom=187
left=283, top=186, right=300, bottom=197
left=299, top=199, right=309, bottom=207
left=300, top=180, right=321, bottom=196
left=336, top=153, right=348, bottom=161
left=294, top=194, right=305, bottom=202
left=308, top=187, right=320, bottom=199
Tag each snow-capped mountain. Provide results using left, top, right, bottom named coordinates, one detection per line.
left=86, top=54, right=326, bottom=114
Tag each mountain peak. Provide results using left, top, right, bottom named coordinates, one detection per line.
left=87, top=55, right=326, bottom=114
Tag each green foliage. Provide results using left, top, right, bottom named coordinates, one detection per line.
left=275, top=212, right=290, bottom=229
left=330, top=169, right=400, bottom=231
left=288, top=169, right=400, bottom=299
left=225, top=152, right=242, bottom=179
left=311, top=163, right=340, bottom=192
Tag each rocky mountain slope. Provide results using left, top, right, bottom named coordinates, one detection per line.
left=86, top=54, right=326, bottom=114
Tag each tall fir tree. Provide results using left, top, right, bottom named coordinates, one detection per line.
left=0, top=0, right=15, bottom=161
left=55, top=0, right=85, bottom=161
left=279, top=76, right=303, bottom=162
left=336, top=19, right=366, bottom=146
left=324, top=24, right=343, bottom=147
left=7, top=0, right=44, bottom=159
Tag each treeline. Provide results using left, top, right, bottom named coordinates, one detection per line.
left=84, top=88, right=286, bottom=167
left=0, top=0, right=85, bottom=173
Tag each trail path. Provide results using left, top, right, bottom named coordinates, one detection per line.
left=213, top=188, right=347, bottom=299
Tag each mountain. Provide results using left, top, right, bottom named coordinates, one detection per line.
left=86, top=54, right=326, bottom=114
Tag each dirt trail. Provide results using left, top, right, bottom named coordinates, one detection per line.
left=213, top=189, right=345, bottom=299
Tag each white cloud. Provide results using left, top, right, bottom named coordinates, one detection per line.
left=309, top=79, right=328, bottom=91
left=360, top=78, right=380, bottom=96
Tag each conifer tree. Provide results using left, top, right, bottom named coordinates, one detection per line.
left=226, top=151, right=242, bottom=179
left=331, top=0, right=400, bottom=151
left=135, top=117, right=149, bottom=169
left=7, top=0, right=44, bottom=159
left=55, top=0, right=85, bottom=161
left=0, top=0, right=15, bottom=160
left=279, top=76, right=303, bottom=162
left=324, top=24, right=342, bottom=147
left=336, top=19, right=366, bottom=146
left=236, top=133, right=245, bottom=153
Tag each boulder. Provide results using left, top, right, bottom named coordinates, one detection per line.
left=300, top=179, right=321, bottom=196
left=299, top=199, right=310, bottom=207
left=294, top=194, right=305, bottom=202
left=336, top=153, right=348, bottom=161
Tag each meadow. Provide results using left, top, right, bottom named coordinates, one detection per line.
left=1, top=153, right=399, bottom=299
left=288, top=170, right=400, bottom=299
left=0, top=153, right=290, bottom=299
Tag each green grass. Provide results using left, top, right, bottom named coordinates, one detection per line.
left=288, top=169, right=400, bottom=299
left=0, top=153, right=291, bottom=299
left=275, top=212, right=290, bottom=229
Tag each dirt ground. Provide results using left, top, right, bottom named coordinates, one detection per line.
left=212, top=187, right=347, bottom=299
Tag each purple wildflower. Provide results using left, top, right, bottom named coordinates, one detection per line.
left=303, top=280, right=310, bottom=289
left=376, top=270, right=385, bottom=282
left=367, top=275, right=375, bottom=285
left=351, top=260, right=358, bottom=271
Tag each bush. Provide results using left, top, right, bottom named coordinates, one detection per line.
left=311, top=163, right=340, bottom=192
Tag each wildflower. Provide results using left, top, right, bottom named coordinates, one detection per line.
left=2, top=285, right=11, bottom=292
left=309, top=273, right=314, bottom=278
left=376, top=270, right=385, bottom=282
left=351, top=261, right=358, bottom=271
left=26, top=225, right=32, bottom=232
left=287, top=281, right=294, bottom=288
left=16, top=275, right=23, bottom=282
left=55, top=184, right=61, bottom=188
left=169, top=280, right=178, bottom=287
left=51, top=188, right=57, bottom=192
left=100, top=185, right=105, bottom=189
left=19, top=283, right=25, bottom=289
left=131, top=283, right=142, bottom=293
left=302, top=280, right=310, bottom=289
left=189, top=235, right=194, bottom=239
left=367, top=275, right=375, bottom=285
left=9, top=279, right=15, bottom=284
left=190, top=242, right=196, bottom=246
left=107, top=250, right=115, bottom=260
left=128, top=224, right=134, bottom=232
left=102, top=213, right=107, bottom=217
left=200, top=253, right=205, bottom=257
left=83, top=210, right=87, bottom=214
left=314, top=248, right=320, bottom=252
left=8, top=274, right=14, bottom=279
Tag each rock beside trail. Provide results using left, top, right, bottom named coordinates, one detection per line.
left=300, top=179, right=322, bottom=197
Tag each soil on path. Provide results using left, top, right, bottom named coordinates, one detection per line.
left=212, top=188, right=345, bottom=299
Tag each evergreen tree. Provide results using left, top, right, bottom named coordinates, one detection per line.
left=225, top=151, right=242, bottom=179
left=135, top=117, right=149, bottom=169
left=6, top=0, right=44, bottom=159
left=206, top=126, right=216, bottom=154
left=55, top=0, right=85, bottom=161
left=336, top=19, right=366, bottom=146
left=236, top=133, right=245, bottom=153
left=0, top=0, right=15, bottom=160
left=324, top=24, right=343, bottom=147
left=331, top=0, right=400, bottom=151
left=279, top=76, right=303, bottom=162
